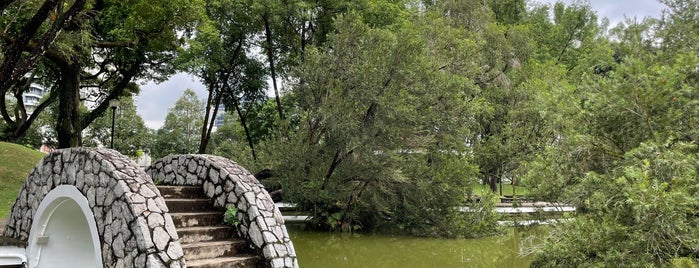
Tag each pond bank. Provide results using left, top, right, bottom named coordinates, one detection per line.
left=277, top=202, right=575, bottom=223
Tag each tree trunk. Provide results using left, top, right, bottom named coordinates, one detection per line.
left=199, top=92, right=221, bottom=154
left=262, top=14, right=284, bottom=121
left=232, top=94, right=257, bottom=161
left=489, top=176, right=498, bottom=193
left=56, top=62, right=81, bottom=148
left=198, top=88, right=215, bottom=153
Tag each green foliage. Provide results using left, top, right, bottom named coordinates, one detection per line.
left=224, top=205, right=241, bottom=227
left=673, top=258, right=699, bottom=268
left=83, top=96, right=153, bottom=157
left=525, top=4, right=699, bottom=264
left=152, top=89, right=204, bottom=158
left=265, top=11, right=495, bottom=237
left=531, top=142, right=699, bottom=267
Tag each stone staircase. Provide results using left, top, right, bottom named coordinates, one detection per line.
left=158, top=185, right=260, bottom=268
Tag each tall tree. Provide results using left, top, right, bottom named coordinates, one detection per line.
left=525, top=3, right=699, bottom=266
left=0, top=0, right=204, bottom=147
left=271, top=11, right=498, bottom=237
left=180, top=0, right=268, bottom=156
left=152, top=89, right=204, bottom=158
left=0, top=0, right=85, bottom=142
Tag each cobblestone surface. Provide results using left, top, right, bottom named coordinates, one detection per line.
left=147, top=154, right=298, bottom=268
left=2, top=148, right=185, bottom=268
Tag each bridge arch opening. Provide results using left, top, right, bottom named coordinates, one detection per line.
left=27, top=185, right=103, bottom=268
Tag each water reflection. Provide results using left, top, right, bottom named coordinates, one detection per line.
left=288, top=226, right=547, bottom=268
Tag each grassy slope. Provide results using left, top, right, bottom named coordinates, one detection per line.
left=0, top=142, right=45, bottom=219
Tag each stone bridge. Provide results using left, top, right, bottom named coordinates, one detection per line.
left=1, top=148, right=297, bottom=268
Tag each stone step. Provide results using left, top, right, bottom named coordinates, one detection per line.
left=165, top=199, right=213, bottom=213
left=182, top=240, right=249, bottom=261
left=177, top=226, right=234, bottom=244
left=157, top=185, right=205, bottom=199
left=185, top=255, right=260, bottom=268
left=171, top=212, right=224, bottom=228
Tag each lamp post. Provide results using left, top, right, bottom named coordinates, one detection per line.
left=109, top=99, right=120, bottom=149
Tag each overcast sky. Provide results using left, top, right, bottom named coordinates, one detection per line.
left=136, top=0, right=667, bottom=129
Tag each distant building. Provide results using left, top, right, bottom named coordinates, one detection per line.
left=201, top=100, right=227, bottom=131
left=213, top=109, right=226, bottom=129
left=4, top=83, right=49, bottom=114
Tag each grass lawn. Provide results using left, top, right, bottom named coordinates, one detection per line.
left=0, top=142, right=45, bottom=219
left=473, top=183, right=529, bottom=197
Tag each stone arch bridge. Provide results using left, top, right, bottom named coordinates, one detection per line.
left=1, top=148, right=297, bottom=268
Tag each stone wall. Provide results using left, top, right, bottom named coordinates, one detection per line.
left=3, top=148, right=185, bottom=267
left=146, top=155, right=298, bottom=268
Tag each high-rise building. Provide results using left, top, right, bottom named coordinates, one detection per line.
left=3, top=83, right=49, bottom=114
left=23, top=84, right=49, bottom=113
left=201, top=100, right=227, bottom=131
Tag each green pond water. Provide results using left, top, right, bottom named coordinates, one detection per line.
left=288, top=225, right=548, bottom=268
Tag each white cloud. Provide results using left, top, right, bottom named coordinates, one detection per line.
left=136, top=73, right=207, bottom=129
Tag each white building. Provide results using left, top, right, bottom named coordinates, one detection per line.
left=23, top=84, right=49, bottom=113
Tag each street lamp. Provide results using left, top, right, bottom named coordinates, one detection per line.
left=109, top=99, right=120, bottom=149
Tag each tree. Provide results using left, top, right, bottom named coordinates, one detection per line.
left=0, top=0, right=204, bottom=147
left=179, top=0, right=269, bottom=157
left=83, top=96, right=153, bottom=157
left=428, top=0, right=570, bottom=193
left=152, top=89, right=204, bottom=158
left=524, top=3, right=699, bottom=265
left=267, top=11, right=500, bottom=237
left=0, top=0, right=84, bottom=143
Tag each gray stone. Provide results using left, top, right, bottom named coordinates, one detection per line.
left=147, top=199, right=162, bottom=213
left=134, top=217, right=155, bottom=249
left=139, top=185, right=157, bottom=198
left=186, top=173, right=198, bottom=184
left=219, top=169, right=229, bottom=181
left=285, top=257, right=295, bottom=268
left=87, top=186, right=96, bottom=207
left=95, top=187, right=106, bottom=206
left=265, top=218, right=278, bottom=228
left=274, top=244, right=288, bottom=257
left=163, top=215, right=178, bottom=239
left=272, top=226, right=285, bottom=241
left=113, top=233, right=125, bottom=258
left=166, top=243, right=183, bottom=260
left=147, top=254, right=166, bottom=268
left=209, top=169, right=220, bottom=184
left=104, top=190, right=115, bottom=207
left=147, top=213, right=165, bottom=228
left=153, top=227, right=169, bottom=251
left=263, top=244, right=278, bottom=258
left=215, top=194, right=226, bottom=208
left=134, top=254, right=146, bottom=268
left=131, top=202, right=147, bottom=214
left=187, top=160, right=197, bottom=173
left=287, top=240, right=296, bottom=256
left=155, top=197, right=168, bottom=212
left=204, top=181, right=215, bottom=197
left=249, top=223, right=263, bottom=247
left=272, top=258, right=285, bottom=268
left=226, top=193, right=238, bottom=204
left=262, top=231, right=277, bottom=243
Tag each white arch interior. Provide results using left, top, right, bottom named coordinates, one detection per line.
left=26, top=185, right=103, bottom=268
